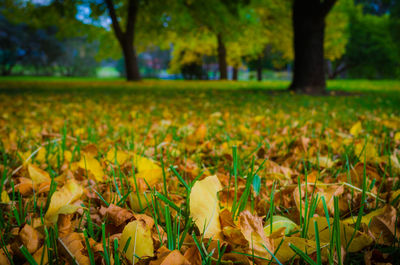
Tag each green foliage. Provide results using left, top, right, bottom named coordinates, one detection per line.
left=260, top=0, right=352, bottom=64
left=346, top=8, right=400, bottom=79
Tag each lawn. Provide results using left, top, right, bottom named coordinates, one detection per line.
left=0, top=79, right=399, bottom=264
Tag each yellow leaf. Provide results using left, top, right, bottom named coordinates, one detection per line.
left=307, top=217, right=373, bottom=252
left=45, top=179, right=83, bottom=225
left=264, top=216, right=298, bottom=236
left=308, top=157, right=336, bottom=168
left=190, top=175, right=222, bottom=239
left=77, top=153, right=104, bottom=182
left=273, top=237, right=317, bottom=262
left=355, top=141, right=378, bottom=163
left=342, top=207, right=385, bottom=225
left=1, top=191, right=10, bottom=203
left=119, top=220, right=154, bottom=263
left=106, top=149, right=129, bottom=165
left=64, top=151, right=72, bottom=163
left=394, top=131, right=400, bottom=142
left=28, top=164, right=51, bottom=185
left=133, top=155, right=163, bottom=186
left=350, top=121, right=362, bottom=137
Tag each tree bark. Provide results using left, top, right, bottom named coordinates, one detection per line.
left=105, top=0, right=141, bottom=81
left=121, top=39, right=141, bottom=81
left=289, top=0, right=337, bottom=94
left=256, top=55, right=262, bottom=81
left=232, top=67, right=238, bottom=80
left=217, top=33, right=227, bottom=80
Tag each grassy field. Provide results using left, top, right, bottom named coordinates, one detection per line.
left=0, top=79, right=399, bottom=264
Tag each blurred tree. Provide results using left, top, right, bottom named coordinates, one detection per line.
left=0, top=0, right=103, bottom=76
left=355, top=0, right=395, bottom=15
left=345, top=8, right=399, bottom=78
left=56, top=37, right=99, bottom=76
left=251, top=0, right=351, bottom=82
left=181, top=0, right=250, bottom=80
left=88, top=0, right=178, bottom=81
left=87, top=0, right=142, bottom=80
left=0, top=16, right=31, bottom=75
left=289, top=0, right=339, bottom=93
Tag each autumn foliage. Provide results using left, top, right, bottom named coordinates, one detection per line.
left=0, top=86, right=399, bottom=264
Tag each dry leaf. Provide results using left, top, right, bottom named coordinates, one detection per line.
left=190, top=175, right=223, bottom=239
left=307, top=217, right=373, bottom=252
left=119, top=220, right=154, bottom=263
left=369, top=205, right=399, bottom=245
left=273, top=236, right=317, bottom=263
left=350, top=121, right=362, bottom=137
left=99, top=204, right=134, bottom=227
left=28, top=163, right=51, bottom=186
left=19, top=224, right=42, bottom=253
left=45, top=179, right=84, bottom=225
left=60, top=233, right=90, bottom=265
left=239, top=210, right=273, bottom=260
left=77, top=152, right=104, bottom=182
left=133, top=154, right=163, bottom=186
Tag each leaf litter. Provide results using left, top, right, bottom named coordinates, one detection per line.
left=0, top=90, right=399, bottom=264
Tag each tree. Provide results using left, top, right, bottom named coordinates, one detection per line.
left=102, top=0, right=140, bottom=81
left=181, top=0, right=249, bottom=80
left=289, top=0, right=338, bottom=93
left=346, top=10, right=399, bottom=78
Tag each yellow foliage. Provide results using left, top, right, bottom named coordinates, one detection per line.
left=190, top=175, right=223, bottom=239
left=45, top=179, right=84, bottom=225
left=119, top=220, right=154, bottom=263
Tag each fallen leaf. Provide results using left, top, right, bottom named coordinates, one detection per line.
left=273, top=236, right=317, bottom=263
left=99, top=204, right=134, bottom=227
left=239, top=210, right=273, bottom=260
left=28, top=163, right=51, bottom=186
left=59, top=233, right=90, bottom=265
left=190, top=175, right=223, bottom=239
left=350, top=121, right=362, bottom=137
left=264, top=215, right=298, bottom=236
left=307, top=217, right=373, bottom=252
left=119, top=220, right=154, bottom=263
left=106, top=149, right=130, bottom=165
left=133, top=154, right=163, bottom=186
left=45, top=179, right=84, bottom=225
left=150, top=250, right=190, bottom=265
left=19, top=224, right=42, bottom=253
left=77, top=152, right=104, bottom=182
left=369, top=205, right=399, bottom=245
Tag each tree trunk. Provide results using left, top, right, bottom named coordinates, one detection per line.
left=217, top=33, right=227, bottom=80
left=256, top=55, right=262, bottom=81
left=121, top=40, right=141, bottom=81
left=105, top=0, right=141, bottom=81
left=289, top=0, right=337, bottom=94
left=232, top=67, right=238, bottom=80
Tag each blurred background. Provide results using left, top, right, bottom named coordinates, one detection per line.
left=1, top=0, right=399, bottom=81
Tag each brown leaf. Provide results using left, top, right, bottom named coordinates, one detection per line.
left=0, top=245, right=12, bottom=265
left=150, top=250, right=190, bottom=265
left=220, top=209, right=247, bottom=245
left=239, top=211, right=273, bottom=260
left=183, top=246, right=201, bottom=265
left=59, top=233, right=90, bottom=265
left=99, top=204, right=134, bottom=227
left=19, top=224, right=42, bottom=253
left=221, top=253, right=251, bottom=265
left=369, top=205, right=399, bottom=245
left=58, top=214, right=73, bottom=237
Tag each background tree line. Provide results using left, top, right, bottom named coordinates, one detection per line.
left=1, top=0, right=399, bottom=93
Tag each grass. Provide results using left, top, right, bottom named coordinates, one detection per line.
left=0, top=77, right=399, bottom=93
left=0, top=78, right=399, bottom=264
